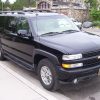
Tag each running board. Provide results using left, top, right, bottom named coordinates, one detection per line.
left=4, top=52, right=34, bottom=71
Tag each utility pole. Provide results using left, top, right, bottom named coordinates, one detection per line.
left=2, top=2, right=3, bottom=11
left=69, top=0, right=73, bottom=17
left=1, top=0, right=6, bottom=11
left=28, top=0, right=31, bottom=7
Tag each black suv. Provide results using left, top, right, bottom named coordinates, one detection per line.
left=0, top=11, right=100, bottom=91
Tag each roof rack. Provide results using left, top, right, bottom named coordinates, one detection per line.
left=0, top=11, right=25, bottom=14
left=0, top=9, right=53, bottom=15
left=23, top=9, right=52, bottom=12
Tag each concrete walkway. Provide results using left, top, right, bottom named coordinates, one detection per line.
left=0, top=61, right=70, bottom=100
left=0, top=65, right=47, bottom=100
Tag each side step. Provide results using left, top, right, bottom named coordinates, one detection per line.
left=4, top=52, right=34, bottom=71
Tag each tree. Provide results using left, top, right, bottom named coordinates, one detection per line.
left=11, top=0, right=36, bottom=10
left=4, top=0, right=11, bottom=10
left=85, top=0, right=98, bottom=9
left=85, top=0, right=100, bottom=27
left=0, top=0, right=3, bottom=10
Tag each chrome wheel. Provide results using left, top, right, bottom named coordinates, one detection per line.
left=40, top=66, right=52, bottom=85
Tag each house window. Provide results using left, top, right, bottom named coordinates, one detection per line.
left=53, top=0, right=57, bottom=1
left=38, top=1, right=50, bottom=9
left=63, top=0, right=67, bottom=2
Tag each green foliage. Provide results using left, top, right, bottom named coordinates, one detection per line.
left=90, top=9, right=100, bottom=21
left=4, top=0, right=11, bottom=10
left=85, top=0, right=100, bottom=27
left=11, top=0, right=36, bottom=10
left=85, top=0, right=98, bottom=9
left=0, top=0, right=36, bottom=11
left=93, top=21, right=100, bottom=27
left=90, top=9, right=100, bottom=27
left=0, top=0, right=2, bottom=10
left=0, top=0, right=11, bottom=11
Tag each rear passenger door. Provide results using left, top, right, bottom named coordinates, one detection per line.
left=0, top=16, right=5, bottom=48
left=2, top=16, right=34, bottom=67
left=2, top=16, right=18, bottom=52
left=0, top=16, right=4, bottom=35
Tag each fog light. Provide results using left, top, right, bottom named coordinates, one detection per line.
left=62, top=64, right=71, bottom=68
left=62, top=63, right=83, bottom=69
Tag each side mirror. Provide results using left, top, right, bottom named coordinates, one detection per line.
left=17, top=30, right=28, bottom=37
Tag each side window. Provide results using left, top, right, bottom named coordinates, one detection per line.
left=17, top=17, right=29, bottom=31
left=5, top=16, right=17, bottom=34
left=0, top=16, right=5, bottom=32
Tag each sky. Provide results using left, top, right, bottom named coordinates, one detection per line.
left=9, top=0, right=16, bottom=4
left=1, top=0, right=16, bottom=4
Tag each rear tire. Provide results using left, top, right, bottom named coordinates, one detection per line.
left=38, top=58, right=59, bottom=91
left=0, top=48, right=5, bottom=60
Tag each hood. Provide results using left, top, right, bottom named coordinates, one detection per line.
left=39, top=32, right=100, bottom=54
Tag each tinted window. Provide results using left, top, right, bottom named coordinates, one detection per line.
left=5, top=16, right=17, bottom=34
left=17, top=17, right=29, bottom=31
left=0, top=16, right=5, bottom=32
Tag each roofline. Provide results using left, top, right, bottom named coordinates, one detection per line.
left=0, top=10, right=59, bottom=17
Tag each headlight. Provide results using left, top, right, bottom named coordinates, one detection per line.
left=62, top=54, right=82, bottom=60
left=62, top=63, right=83, bottom=68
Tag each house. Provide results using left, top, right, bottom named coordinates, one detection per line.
left=36, top=0, right=86, bottom=10
left=36, top=0, right=88, bottom=21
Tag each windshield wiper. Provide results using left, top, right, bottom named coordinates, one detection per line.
left=62, top=30, right=80, bottom=33
left=41, top=30, right=79, bottom=36
left=41, top=32, right=62, bottom=36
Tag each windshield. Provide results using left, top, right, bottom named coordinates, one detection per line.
left=32, top=15, right=80, bottom=36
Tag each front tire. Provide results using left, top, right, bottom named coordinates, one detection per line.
left=38, top=58, right=59, bottom=91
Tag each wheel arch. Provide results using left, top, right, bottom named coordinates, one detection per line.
left=33, top=49, right=60, bottom=70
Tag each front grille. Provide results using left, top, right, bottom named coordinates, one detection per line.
left=82, top=50, right=100, bottom=67
left=83, top=50, right=100, bottom=58
left=83, top=58, right=100, bottom=67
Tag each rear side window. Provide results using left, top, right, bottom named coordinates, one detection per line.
left=0, top=16, right=5, bottom=32
left=5, top=16, right=17, bottom=34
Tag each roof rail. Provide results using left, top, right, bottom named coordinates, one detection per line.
left=0, top=10, right=53, bottom=15
left=23, top=9, right=52, bottom=13
left=0, top=11, right=25, bottom=14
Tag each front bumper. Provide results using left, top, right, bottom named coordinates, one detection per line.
left=56, top=64, right=100, bottom=83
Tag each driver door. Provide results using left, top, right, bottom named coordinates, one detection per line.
left=14, top=17, right=34, bottom=64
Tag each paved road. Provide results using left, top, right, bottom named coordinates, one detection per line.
left=83, top=28, right=100, bottom=35
left=1, top=60, right=100, bottom=100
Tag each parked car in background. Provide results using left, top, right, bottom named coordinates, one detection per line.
left=82, top=21, right=93, bottom=28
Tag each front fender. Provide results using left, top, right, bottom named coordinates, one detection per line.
left=33, top=49, right=60, bottom=65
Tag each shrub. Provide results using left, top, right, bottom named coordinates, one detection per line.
left=90, top=9, right=100, bottom=21
left=93, top=21, right=100, bottom=27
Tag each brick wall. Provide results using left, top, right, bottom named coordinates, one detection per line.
left=52, top=8, right=89, bottom=22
